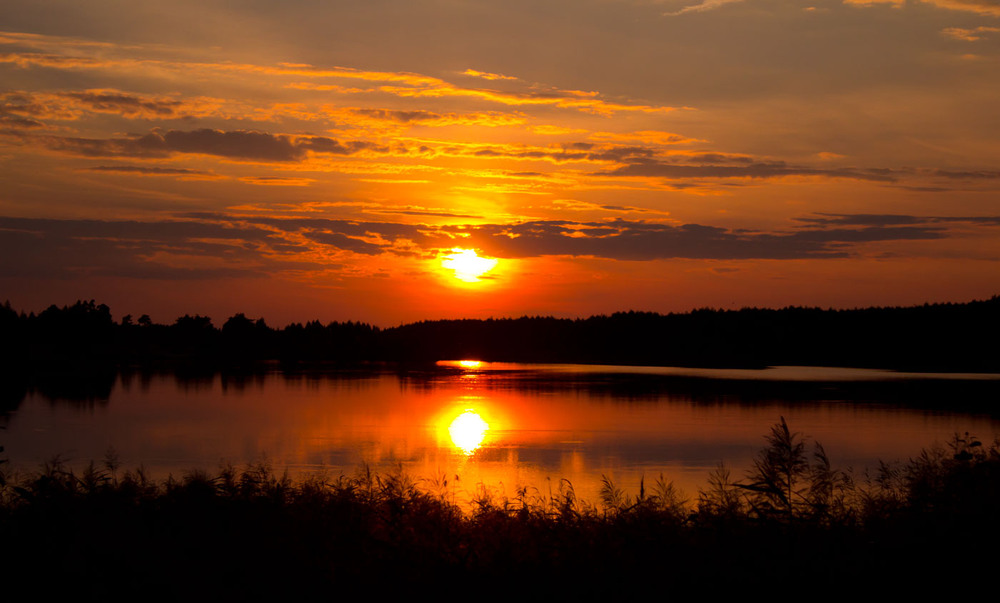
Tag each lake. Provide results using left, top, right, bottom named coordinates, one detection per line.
left=3, top=362, right=999, bottom=509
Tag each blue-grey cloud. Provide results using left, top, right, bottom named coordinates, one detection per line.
left=440, top=219, right=946, bottom=260
left=59, top=90, right=184, bottom=117
left=1, top=211, right=994, bottom=284
left=796, top=213, right=1000, bottom=227
left=931, top=169, right=1000, bottom=180
left=38, top=129, right=389, bottom=161
left=301, top=231, right=385, bottom=255
left=0, top=216, right=316, bottom=280
left=83, top=165, right=212, bottom=176
left=602, top=159, right=900, bottom=182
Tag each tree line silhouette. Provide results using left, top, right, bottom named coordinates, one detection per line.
left=1, top=296, right=998, bottom=373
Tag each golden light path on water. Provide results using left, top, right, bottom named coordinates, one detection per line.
left=7, top=361, right=1000, bottom=514
left=427, top=361, right=582, bottom=507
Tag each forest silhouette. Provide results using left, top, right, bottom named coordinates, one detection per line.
left=2, top=296, right=998, bottom=373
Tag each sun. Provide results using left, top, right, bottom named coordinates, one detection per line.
left=440, top=248, right=499, bottom=282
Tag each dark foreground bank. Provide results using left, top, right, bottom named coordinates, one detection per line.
left=2, top=420, right=998, bottom=599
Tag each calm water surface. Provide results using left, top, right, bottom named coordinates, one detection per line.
left=4, top=362, right=999, bottom=508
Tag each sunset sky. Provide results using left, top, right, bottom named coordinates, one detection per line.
left=2, top=0, right=999, bottom=325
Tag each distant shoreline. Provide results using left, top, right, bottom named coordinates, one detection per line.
left=2, top=296, right=998, bottom=374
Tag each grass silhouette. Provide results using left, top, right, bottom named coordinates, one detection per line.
left=2, top=421, right=998, bottom=599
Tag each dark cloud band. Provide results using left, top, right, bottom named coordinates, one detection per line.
left=1, top=212, right=993, bottom=282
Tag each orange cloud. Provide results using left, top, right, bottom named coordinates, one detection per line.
left=377, top=83, right=674, bottom=116
left=942, top=26, right=1000, bottom=40
left=463, top=69, right=519, bottom=81
left=1, top=31, right=676, bottom=128
left=588, top=131, right=702, bottom=145
left=664, top=0, right=745, bottom=16
left=844, top=0, right=1000, bottom=16
left=240, top=176, right=317, bottom=187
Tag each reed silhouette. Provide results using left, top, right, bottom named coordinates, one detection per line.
left=1, top=420, right=998, bottom=599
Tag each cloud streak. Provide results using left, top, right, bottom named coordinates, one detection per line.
left=2, top=212, right=993, bottom=285
left=0, top=216, right=311, bottom=280
left=36, top=128, right=388, bottom=161
left=844, top=0, right=1000, bottom=16
left=664, top=0, right=745, bottom=16
left=601, top=159, right=899, bottom=182
left=1, top=32, right=677, bottom=118
left=82, top=165, right=217, bottom=178
left=942, top=26, right=1000, bottom=41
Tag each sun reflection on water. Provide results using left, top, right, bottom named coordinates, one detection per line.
left=448, top=410, right=489, bottom=455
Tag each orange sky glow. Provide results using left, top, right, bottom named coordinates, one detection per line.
left=1, top=1, right=999, bottom=325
